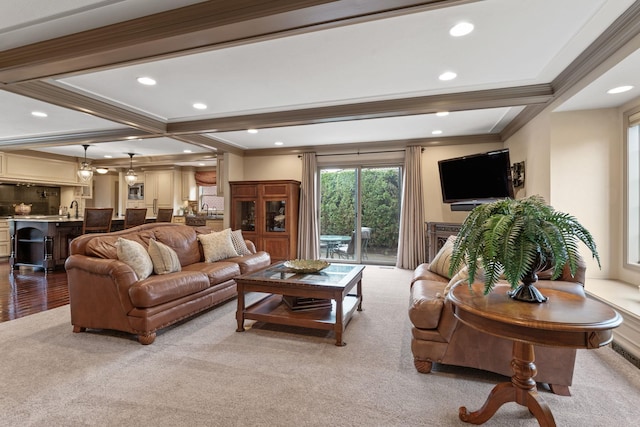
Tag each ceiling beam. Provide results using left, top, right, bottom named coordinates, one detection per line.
left=3, top=81, right=167, bottom=134
left=243, top=133, right=502, bottom=156
left=168, top=84, right=553, bottom=134
left=0, top=0, right=480, bottom=83
left=501, top=0, right=640, bottom=141
left=0, top=129, right=154, bottom=150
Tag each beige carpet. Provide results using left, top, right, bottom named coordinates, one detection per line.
left=1, top=266, right=639, bottom=426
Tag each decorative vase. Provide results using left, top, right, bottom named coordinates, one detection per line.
left=507, top=253, right=549, bottom=303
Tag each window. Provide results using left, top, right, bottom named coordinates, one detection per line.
left=626, top=109, right=640, bottom=268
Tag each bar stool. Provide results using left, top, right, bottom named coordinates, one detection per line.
left=155, top=208, right=174, bottom=222
left=124, top=208, right=147, bottom=229
left=82, top=208, right=114, bottom=234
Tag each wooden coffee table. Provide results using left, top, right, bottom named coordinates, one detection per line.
left=448, top=282, right=622, bottom=426
left=235, top=262, right=364, bottom=346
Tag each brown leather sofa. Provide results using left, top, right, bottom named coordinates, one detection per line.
left=65, top=223, right=270, bottom=344
left=409, top=258, right=587, bottom=396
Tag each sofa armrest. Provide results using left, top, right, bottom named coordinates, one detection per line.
left=65, top=255, right=139, bottom=314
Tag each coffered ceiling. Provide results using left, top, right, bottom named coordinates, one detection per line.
left=0, top=0, right=639, bottom=169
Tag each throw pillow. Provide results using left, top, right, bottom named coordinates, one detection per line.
left=116, top=237, right=153, bottom=280
left=148, top=238, right=182, bottom=275
left=230, top=229, right=252, bottom=256
left=428, top=235, right=461, bottom=279
left=198, top=228, right=238, bottom=262
left=444, top=265, right=486, bottom=296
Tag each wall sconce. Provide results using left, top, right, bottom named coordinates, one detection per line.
left=511, top=161, right=525, bottom=188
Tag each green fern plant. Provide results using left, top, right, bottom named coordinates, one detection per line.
left=448, top=195, right=600, bottom=295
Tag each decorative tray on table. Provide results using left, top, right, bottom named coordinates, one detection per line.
left=283, top=259, right=330, bottom=273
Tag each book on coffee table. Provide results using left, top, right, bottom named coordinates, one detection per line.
left=282, top=296, right=332, bottom=311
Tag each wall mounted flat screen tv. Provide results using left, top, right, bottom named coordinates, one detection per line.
left=438, top=149, right=514, bottom=203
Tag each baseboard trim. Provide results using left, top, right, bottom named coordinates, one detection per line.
left=612, top=341, right=640, bottom=369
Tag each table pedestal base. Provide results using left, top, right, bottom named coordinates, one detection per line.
left=458, top=341, right=556, bottom=426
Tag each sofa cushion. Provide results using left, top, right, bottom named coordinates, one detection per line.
left=153, top=225, right=201, bottom=266
left=226, top=251, right=271, bottom=274
left=198, top=229, right=238, bottom=262
left=231, top=229, right=252, bottom=256
left=148, top=238, right=182, bottom=275
left=427, top=235, right=461, bottom=279
left=409, top=280, right=446, bottom=329
left=182, top=261, right=240, bottom=285
left=116, top=238, right=153, bottom=280
left=129, top=271, right=211, bottom=308
left=86, top=230, right=155, bottom=259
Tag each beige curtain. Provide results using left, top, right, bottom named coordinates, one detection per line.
left=396, top=146, right=426, bottom=269
left=297, top=152, right=319, bottom=259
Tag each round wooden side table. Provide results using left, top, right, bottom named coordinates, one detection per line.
left=448, top=282, right=622, bottom=426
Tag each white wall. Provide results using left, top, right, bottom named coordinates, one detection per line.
left=549, top=109, right=621, bottom=278
left=242, top=155, right=302, bottom=181
left=504, top=111, right=552, bottom=202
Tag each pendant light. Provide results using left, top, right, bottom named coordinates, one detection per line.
left=125, top=153, right=138, bottom=186
left=77, top=144, right=93, bottom=182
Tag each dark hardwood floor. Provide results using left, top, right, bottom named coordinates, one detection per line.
left=0, top=261, right=69, bottom=322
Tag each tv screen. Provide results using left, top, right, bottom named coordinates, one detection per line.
left=438, top=149, right=514, bottom=203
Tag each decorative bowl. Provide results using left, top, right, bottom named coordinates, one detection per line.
left=283, top=259, right=330, bottom=273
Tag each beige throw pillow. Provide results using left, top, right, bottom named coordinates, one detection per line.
left=198, top=228, right=239, bottom=262
left=230, top=229, right=252, bottom=256
left=148, top=238, right=182, bottom=275
left=116, top=237, right=153, bottom=280
left=428, top=235, right=460, bottom=279
left=444, top=265, right=484, bottom=295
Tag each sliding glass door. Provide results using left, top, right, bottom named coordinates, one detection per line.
left=319, top=166, right=401, bottom=265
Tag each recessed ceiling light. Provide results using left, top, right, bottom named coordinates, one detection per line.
left=439, top=71, right=457, bottom=81
left=449, top=22, right=474, bottom=37
left=31, top=111, right=47, bottom=117
left=137, top=76, right=156, bottom=86
left=607, top=85, right=633, bottom=94
left=183, top=149, right=192, bottom=153
left=432, top=130, right=443, bottom=135
left=104, top=155, right=113, bottom=158
left=247, top=129, right=258, bottom=134
left=193, top=103, right=207, bottom=110
left=436, top=111, right=449, bottom=117
left=274, top=141, right=284, bottom=146
left=198, top=163, right=205, bottom=166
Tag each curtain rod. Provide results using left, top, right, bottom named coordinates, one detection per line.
left=298, top=147, right=423, bottom=158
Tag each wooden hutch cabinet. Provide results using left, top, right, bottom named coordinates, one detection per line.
left=230, top=180, right=300, bottom=262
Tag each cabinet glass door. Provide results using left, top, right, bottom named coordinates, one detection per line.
left=265, top=200, right=286, bottom=232
left=233, top=200, right=255, bottom=231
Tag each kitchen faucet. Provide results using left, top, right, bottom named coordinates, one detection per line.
left=201, top=203, right=209, bottom=215
left=70, top=200, right=79, bottom=219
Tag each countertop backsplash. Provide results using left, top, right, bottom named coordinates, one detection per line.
left=0, top=184, right=61, bottom=217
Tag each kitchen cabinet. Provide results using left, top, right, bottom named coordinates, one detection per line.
left=205, top=218, right=223, bottom=231
left=145, top=170, right=178, bottom=216
left=181, top=168, right=196, bottom=201
left=230, top=180, right=300, bottom=262
left=0, top=219, right=9, bottom=258
left=74, top=182, right=92, bottom=199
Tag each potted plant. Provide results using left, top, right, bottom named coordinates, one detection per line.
left=449, top=195, right=600, bottom=303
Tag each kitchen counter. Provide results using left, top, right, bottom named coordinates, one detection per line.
left=8, top=216, right=146, bottom=272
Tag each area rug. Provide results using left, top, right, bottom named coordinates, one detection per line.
left=1, top=266, right=639, bottom=426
